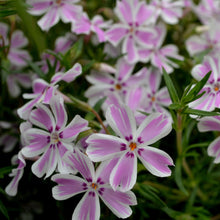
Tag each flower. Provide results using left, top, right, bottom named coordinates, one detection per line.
left=0, top=22, right=31, bottom=67
left=72, top=13, right=111, bottom=43
left=5, top=152, right=26, bottom=196
left=86, top=104, right=173, bottom=192
left=85, top=58, right=147, bottom=107
left=21, top=95, right=89, bottom=178
left=188, top=56, right=220, bottom=111
left=197, top=116, right=220, bottom=163
left=52, top=149, right=137, bottom=219
left=150, top=0, right=185, bottom=25
left=138, top=23, right=183, bottom=73
left=105, top=0, right=155, bottom=63
left=17, top=63, right=82, bottom=119
left=185, top=23, right=220, bottom=57
left=27, top=0, right=82, bottom=31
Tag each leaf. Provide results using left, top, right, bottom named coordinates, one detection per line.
left=182, top=71, right=211, bottom=104
left=163, top=68, right=180, bottom=103
left=174, top=158, right=188, bottom=195
left=0, top=200, right=9, bottom=220
left=183, top=108, right=220, bottom=116
left=0, top=166, right=13, bottom=179
left=25, top=59, right=45, bottom=78
left=183, top=142, right=209, bottom=154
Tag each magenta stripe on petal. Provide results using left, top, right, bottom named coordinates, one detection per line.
left=138, top=146, right=173, bottom=177
left=72, top=191, right=100, bottom=220
left=110, top=152, right=137, bottom=192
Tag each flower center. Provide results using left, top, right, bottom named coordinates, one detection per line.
left=214, top=86, right=219, bottom=91
left=56, top=0, right=62, bottom=4
left=51, top=132, right=59, bottom=144
left=151, top=96, right=156, bottom=102
left=91, top=183, right=98, bottom=190
left=129, top=142, right=137, bottom=151
left=115, top=83, right=122, bottom=90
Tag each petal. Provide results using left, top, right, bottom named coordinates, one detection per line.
left=31, top=145, right=58, bottom=178
left=161, top=8, right=182, bottom=24
left=186, top=35, right=208, bottom=56
left=122, top=36, right=138, bottom=63
left=8, top=49, right=31, bottom=67
left=22, top=128, right=49, bottom=157
left=197, top=116, right=220, bottom=132
left=51, top=63, right=82, bottom=84
left=116, top=58, right=134, bottom=81
left=30, top=103, right=55, bottom=131
left=135, top=28, right=155, bottom=47
left=147, top=68, right=161, bottom=93
left=28, top=1, right=51, bottom=15
left=38, top=7, right=60, bottom=31
left=110, top=151, right=137, bottom=192
left=135, top=1, right=153, bottom=25
left=115, top=0, right=133, bottom=24
left=126, top=87, right=143, bottom=111
left=61, top=115, right=88, bottom=140
left=137, top=146, right=173, bottom=177
left=136, top=113, right=172, bottom=145
left=33, top=78, right=49, bottom=94
left=106, top=24, right=128, bottom=46
left=59, top=4, right=82, bottom=23
left=95, top=158, right=120, bottom=184
left=100, top=187, right=137, bottom=218
left=17, top=95, right=41, bottom=120
left=52, top=174, right=87, bottom=200
left=207, top=137, right=220, bottom=163
left=73, top=13, right=91, bottom=34
left=64, top=149, right=95, bottom=182
left=106, top=104, right=136, bottom=140
left=86, top=134, right=126, bottom=162
left=50, top=96, right=67, bottom=130
left=156, top=87, right=172, bottom=106
left=11, top=30, right=28, bottom=48
left=72, top=191, right=100, bottom=220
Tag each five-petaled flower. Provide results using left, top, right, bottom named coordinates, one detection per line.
left=86, top=104, right=174, bottom=192
left=52, top=149, right=137, bottom=219
left=21, top=95, right=89, bottom=178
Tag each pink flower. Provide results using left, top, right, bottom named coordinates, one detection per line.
left=5, top=152, right=26, bottom=196
left=126, top=68, right=171, bottom=124
left=105, top=0, right=155, bottom=63
left=138, top=23, right=183, bottom=73
left=197, top=116, right=220, bottom=163
left=21, top=96, right=89, bottom=178
left=194, top=0, right=220, bottom=24
left=151, top=0, right=185, bottom=24
left=17, top=63, right=82, bottom=119
left=0, top=22, right=31, bottom=67
left=188, top=56, right=220, bottom=111
left=72, top=13, right=111, bottom=43
left=85, top=58, right=147, bottom=107
left=86, top=104, right=174, bottom=192
left=28, top=0, right=82, bottom=31
left=186, top=23, right=220, bottom=57
left=52, top=149, right=137, bottom=219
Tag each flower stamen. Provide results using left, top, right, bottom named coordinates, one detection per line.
left=91, top=183, right=98, bottom=190
left=129, top=142, right=137, bottom=151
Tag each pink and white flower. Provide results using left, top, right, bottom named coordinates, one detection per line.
left=5, top=152, right=26, bottom=196
left=27, top=0, right=82, bottom=31
left=85, top=58, right=147, bottom=107
left=150, top=0, right=185, bottom=24
left=52, top=149, right=137, bottom=219
left=0, top=22, right=31, bottom=67
left=72, top=13, right=111, bottom=43
left=194, top=0, right=220, bottom=24
left=188, top=56, right=220, bottom=111
left=105, top=0, right=155, bottom=63
left=86, top=104, right=174, bottom=192
left=138, top=23, right=183, bottom=73
left=21, top=96, right=89, bottom=178
left=17, top=63, right=82, bottom=119
left=197, top=116, right=220, bottom=163
left=186, top=23, right=220, bottom=57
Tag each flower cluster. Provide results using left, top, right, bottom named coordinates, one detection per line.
left=1, top=0, right=220, bottom=220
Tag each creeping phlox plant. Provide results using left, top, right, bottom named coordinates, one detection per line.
left=1, top=0, right=220, bottom=219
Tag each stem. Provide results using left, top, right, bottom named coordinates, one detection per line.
left=176, top=112, right=207, bottom=201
